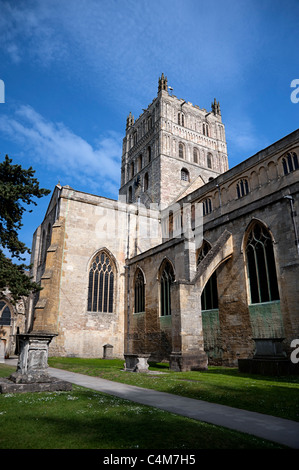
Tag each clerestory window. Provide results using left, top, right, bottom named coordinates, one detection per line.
left=282, top=152, right=299, bottom=175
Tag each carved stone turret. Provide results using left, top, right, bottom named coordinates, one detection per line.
left=158, top=73, right=168, bottom=93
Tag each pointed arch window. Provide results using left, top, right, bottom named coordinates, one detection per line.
left=87, top=251, right=115, bottom=313
left=0, top=301, right=11, bottom=326
left=144, top=172, right=149, bottom=191
left=134, top=269, right=145, bottom=313
left=160, top=261, right=175, bottom=316
left=207, top=153, right=212, bottom=169
left=245, top=222, right=279, bottom=304
left=193, top=147, right=199, bottom=163
left=197, top=241, right=218, bottom=310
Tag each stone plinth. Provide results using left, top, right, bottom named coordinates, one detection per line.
left=124, top=354, right=150, bottom=372
left=0, top=333, right=72, bottom=394
left=170, top=351, right=208, bottom=372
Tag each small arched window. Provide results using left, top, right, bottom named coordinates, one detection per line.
left=245, top=222, right=279, bottom=304
left=178, top=112, right=185, bottom=127
left=87, top=251, right=115, bottom=313
left=0, top=301, right=11, bottom=326
left=160, top=261, right=175, bottom=316
left=147, top=146, right=151, bottom=163
left=282, top=152, right=299, bottom=175
left=128, top=186, right=133, bottom=203
left=134, top=269, right=145, bottom=313
left=130, top=161, right=135, bottom=179
left=207, top=153, right=212, bottom=169
left=237, top=179, right=249, bottom=198
left=137, top=154, right=142, bottom=172
left=144, top=172, right=149, bottom=191
left=179, top=142, right=185, bottom=159
left=193, top=148, right=199, bottom=163
left=203, top=122, right=209, bottom=136
left=202, top=198, right=212, bottom=216
left=181, top=168, right=189, bottom=182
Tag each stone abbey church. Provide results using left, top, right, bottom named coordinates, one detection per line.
left=5, top=74, right=298, bottom=371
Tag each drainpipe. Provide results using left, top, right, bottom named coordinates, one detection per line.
left=284, top=195, right=299, bottom=255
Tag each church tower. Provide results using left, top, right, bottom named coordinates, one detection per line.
left=119, top=75, right=228, bottom=208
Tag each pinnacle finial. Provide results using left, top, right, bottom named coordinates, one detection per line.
left=158, top=73, right=168, bottom=93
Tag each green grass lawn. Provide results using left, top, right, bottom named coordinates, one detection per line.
left=0, top=363, right=283, bottom=449
left=48, top=357, right=299, bottom=422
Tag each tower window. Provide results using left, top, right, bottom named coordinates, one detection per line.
left=179, top=142, right=185, bottom=159
left=181, top=168, right=190, bottom=182
left=160, top=261, right=175, bottom=316
left=147, top=146, right=151, bottom=163
left=203, top=122, right=209, bottom=136
left=193, top=148, right=199, bottom=164
left=128, top=186, right=133, bottom=203
left=134, top=269, right=145, bottom=313
left=130, top=161, right=135, bottom=179
left=245, top=222, right=279, bottom=304
left=144, top=172, right=149, bottom=191
left=282, top=152, right=298, bottom=175
left=237, top=179, right=249, bottom=198
left=178, top=112, right=185, bottom=127
left=137, top=155, right=142, bottom=172
left=87, top=251, right=115, bottom=313
left=207, top=153, right=212, bottom=169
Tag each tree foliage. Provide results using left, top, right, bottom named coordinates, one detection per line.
left=0, top=155, right=50, bottom=302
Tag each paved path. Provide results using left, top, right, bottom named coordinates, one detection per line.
left=4, top=359, right=299, bottom=449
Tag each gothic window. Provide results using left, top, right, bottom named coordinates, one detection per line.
left=87, top=251, right=115, bottom=313
left=0, top=301, right=11, bottom=326
left=144, top=172, right=149, bottom=191
left=181, top=168, right=190, bottom=182
left=160, top=261, right=175, bottom=316
left=282, top=152, right=299, bottom=175
left=237, top=179, right=249, bottom=198
left=245, top=222, right=279, bottom=304
left=197, top=241, right=218, bottom=310
left=207, top=153, right=212, bottom=169
left=147, top=115, right=152, bottom=130
left=202, top=198, right=212, bottom=216
left=179, top=142, right=185, bottom=159
left=134, top=269, right=145, bottom=313
left=133, top=131, right=137, bottom=145
left=193, top=147, right=199, bottom=163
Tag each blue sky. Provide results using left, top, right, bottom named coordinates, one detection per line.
left=0, top=0, right=298, bottom=262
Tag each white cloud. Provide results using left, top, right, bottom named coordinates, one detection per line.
left=0, top=105, right=122, bottom=196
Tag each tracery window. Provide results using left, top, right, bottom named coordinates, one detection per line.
left=87, top=251, right=115, bottom=313
left=197, top=241, right=218, bottom=310
left=160, top=261, right=174, bottom=316
left=245, top=222, right=279, bottom=304
left=134, top=269, right=145, bottom=313
left=282, top=152, right=299, bottom=175
left=0, top=301, right=11, bottom=326
left=237, top=178, right=249, bottom=198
